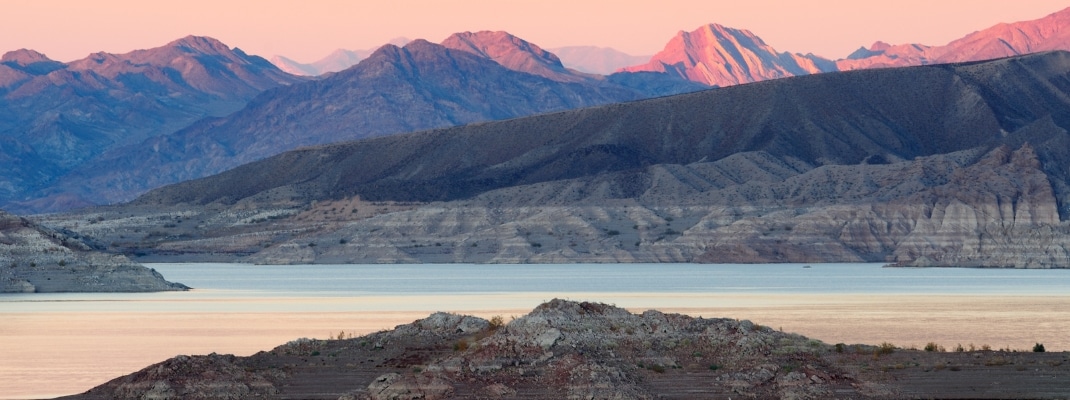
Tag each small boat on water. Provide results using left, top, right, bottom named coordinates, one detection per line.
left=802, top=265, right=811, bottom=268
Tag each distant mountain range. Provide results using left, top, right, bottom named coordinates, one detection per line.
left=548, top=46, right=650, bottom=75
left=20, top=33, right=702, bottom=210
left=270, top=39, right=649, bottom=77
left=0, top=36, right=304, bottom=211
left=269, top=37, right=411, bottom=76
left=7, top=6, right=1070, bottom=213
left=117, top=51, right=1070, bottom=268
left=270, top=6, right=1070, bottom=88
left=626, top=6, right=1070, bottom=87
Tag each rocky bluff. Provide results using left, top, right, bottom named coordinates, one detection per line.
left=0, top=210, right=186, bottom=292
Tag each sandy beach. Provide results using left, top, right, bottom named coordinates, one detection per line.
left=2, top=292, right=1068, bottom=399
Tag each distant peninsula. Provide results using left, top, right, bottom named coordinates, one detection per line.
left=0, top=210, right=187, bottom=293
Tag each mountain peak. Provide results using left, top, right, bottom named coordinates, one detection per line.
left=696, top=23, right=764, bottom=43
left=441, top=30, right=585, bottom=82
left=620, top=22, right=829, bottom=86
left=1, top=49, right=55, bottom=65
left=165, top=35, right=232, bottom=55
left=59, top=35, right=301, bottom=99
left=869, top=41, right=894, bottom=51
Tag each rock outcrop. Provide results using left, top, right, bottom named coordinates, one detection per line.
left=0, top=210, right=187, bottom=292
left=65, top=300, right=869, bottom=399
left=65, top=299, right=1070, bottom=399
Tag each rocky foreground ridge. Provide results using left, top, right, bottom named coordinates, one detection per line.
left=0, top=210, right=186, bottom=292
left=63, top=300, right=1070, bottom=399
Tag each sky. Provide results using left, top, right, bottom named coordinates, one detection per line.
left=3, top=0, right=1069, bottom=63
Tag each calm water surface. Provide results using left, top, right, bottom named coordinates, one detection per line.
left=2, top=263, right=1069, bottom=399
left=153, top=262, right=1070, bottom=294
left=3, top=263, right=1069, bottom=310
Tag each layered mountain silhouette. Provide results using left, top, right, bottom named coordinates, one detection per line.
left=0, top=36, right=303, bottom=211
left=123, top=52, right=1070, bottom=267
left=137, top=52, right=1070, bottom=207
left=269, top=37, right=411, bottom=76
left=27, top=37, right=703, bottom=210
left=549, top=46, right=650, bottom=75
left=271, top=50, right=363, bottom=76
left=623, top=7, right=1070, bottom=86
left=839, top=7, right=1070, bottom=70
left=12, top=7, right=1070, bottom=214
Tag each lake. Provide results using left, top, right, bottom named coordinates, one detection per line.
left=2, top=263, right=1069, bottom=399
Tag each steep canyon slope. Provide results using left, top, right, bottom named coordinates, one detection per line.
left=53, top=52, right=1070, bottom=268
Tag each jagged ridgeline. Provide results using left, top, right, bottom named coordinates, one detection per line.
left=129, top=51, right=1070, bottom=267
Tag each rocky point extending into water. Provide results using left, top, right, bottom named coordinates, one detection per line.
left=0, top=210, right=187, bottom=292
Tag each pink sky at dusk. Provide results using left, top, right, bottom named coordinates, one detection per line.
left=3, top=0, right=1069, bottom=63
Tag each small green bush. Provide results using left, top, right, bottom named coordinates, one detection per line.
left=924, top=342, right=940, bottom=352
left=1033, top=343, right=1046, bottom=352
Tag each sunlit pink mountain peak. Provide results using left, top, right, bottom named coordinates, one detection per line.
left=1, top=48, right=55, bottom=65
left=620, top=23, right=832, bottom=86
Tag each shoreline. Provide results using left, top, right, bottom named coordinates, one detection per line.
left=3, top=292, right=1069, bottom=399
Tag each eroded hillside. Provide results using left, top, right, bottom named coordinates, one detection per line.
left=37, top=52, right=1070, bottom=268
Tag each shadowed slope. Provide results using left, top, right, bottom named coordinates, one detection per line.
left=0, top=36, right=303, bottom=212
left=135, top=52, right=1070, bottom=209
left=47, top=40, right=697, bottom=206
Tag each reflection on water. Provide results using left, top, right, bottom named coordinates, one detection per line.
left=1, top=263, right=1069, bottom=399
